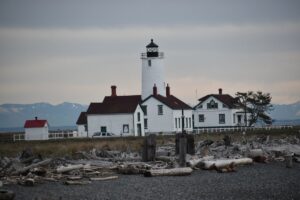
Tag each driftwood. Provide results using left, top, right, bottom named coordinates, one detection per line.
left=89, top=176, right=118, bottom=181
left=64, top=180, right=91, bottom=185
left=144, top=167, right=193, bottom=177
left=56, top=164, right=90, bottom=173
left=248, top=149, right=267, bottom=163
left=187, top=156, right=214, bottom=168
left=14, top=159, right=52, bottom=175
left=199, top=158, right=253, bottom=169
left=67, top=176, right=82, bottom=180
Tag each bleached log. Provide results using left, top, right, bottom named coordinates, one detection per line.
left=187, top=156, right=214, bottom=168
left=248, top=149, right=264, bottom=158
left=67, top=176, right=82, bottom=180
left=89, top=176, right=118, bottom=181
left=64, top=180, right=91, bottom=185
left=144, top=167, right=193, bottom=177
left=56, top=164, right=90, bottom=173
left=14, top=159, right=52, bottom=175
left=200, top=158, right=253, bottom=170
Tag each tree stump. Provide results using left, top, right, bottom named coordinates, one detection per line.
left=176, top=133, right=195, bottom=155
left=186, top=134, right=195, bottom=155
left=142, top=134, right=156, bottom=162
left=179, top=136, right=187, bottom=167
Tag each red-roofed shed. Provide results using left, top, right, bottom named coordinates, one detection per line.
left=24, top=117, right=49, bottom=140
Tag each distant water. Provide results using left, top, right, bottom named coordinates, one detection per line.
left=0, top=126, right=77, bottom=133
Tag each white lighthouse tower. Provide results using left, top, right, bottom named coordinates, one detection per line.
left=141, top=39, right=165, bottom=100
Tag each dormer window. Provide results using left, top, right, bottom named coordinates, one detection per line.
left=207, top=99, right=218, bottom=109
left=148, top=60, right=151, bottom=66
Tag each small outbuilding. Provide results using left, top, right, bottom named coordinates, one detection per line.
left=24, top=117, right=49, bottom=140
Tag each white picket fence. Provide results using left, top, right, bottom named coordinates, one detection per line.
left=194, top=125, right=293, bottom=134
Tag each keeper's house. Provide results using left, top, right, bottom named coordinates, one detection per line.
left=24, top=117, right=49, bottom=140
left=193, top=88, right=248, bottom=128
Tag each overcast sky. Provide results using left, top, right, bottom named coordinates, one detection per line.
left=0, top=0, right=300, bottom=105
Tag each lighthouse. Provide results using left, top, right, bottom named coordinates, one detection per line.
left=141, top=39, right=166, bottom=100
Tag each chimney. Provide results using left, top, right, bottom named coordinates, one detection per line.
left=35, top=116, right=38, bottom=120
left=111, top=85, right=117, bottom=97
left=218, top=88, right=222, bottom=95
left=153, top=84, right=157, bottom=96
left=166, top=84, right=170, bottom=97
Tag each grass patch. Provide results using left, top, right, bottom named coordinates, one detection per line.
left=0, top=127, right=299, bottom=158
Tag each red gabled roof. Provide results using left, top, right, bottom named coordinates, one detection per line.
left=197, top=94, right=240, bottom=109
left=87, top=95, right=142, bottom=114
left=143, top=95, right=192, bottom=110
left=24, top=119, right=48, bottom=128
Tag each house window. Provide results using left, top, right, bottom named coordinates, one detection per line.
left=198, top=105, right=203, bottom=109
left=186, top=118, right=188, bottom=128
left=233, top=114, right=236, bottom=123
left=178, top=118, right=181, bottom=128
left=175, top=118, right=177, bottom=128
left=158, top=105, right=163, bottom=115
left=189, top=118, right=191, bottom=128
left=199, top=114, right=204, bottom=122
left=144, top=119, right=148, bottom=129
left=123, top=124, right=129, bottom=133
left=142, top=106, right=147, bottom=116
left=223, top=104, right=228, bottom=108
left=207, top=100, right=218, bottom=109
left=84, top=125, right=88, bottom=132
left=219, top=114, right=225, bottom=124
left=101, top=126, right=107, bottom=133
left=148, top=60, right=151, bottom=66
left=137, top=112, right=141, bottom=122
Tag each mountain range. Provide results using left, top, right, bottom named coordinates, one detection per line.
left=0, top=101, right=299, bottom=130
left=0, top=102, right=87, bottom=130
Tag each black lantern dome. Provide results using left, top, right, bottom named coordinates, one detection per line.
left=146, top=39, right=159, bottom=57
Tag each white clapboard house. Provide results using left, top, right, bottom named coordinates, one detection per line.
left=193, top=88, right=249, bottom=128
left=84, top=86, right=145, bottom=137
left=142, top=84, right=193, bottom=133
left=24, top=117, right=49, bottom=140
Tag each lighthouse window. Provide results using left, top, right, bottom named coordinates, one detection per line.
left=148, top=60, right=151, bottom=66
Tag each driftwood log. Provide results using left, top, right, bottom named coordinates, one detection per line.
left=248, top=149, right=267, bottom=163
left=187, top=156, right=214, bottom=168
left=64, top=180, right=91, bottom=185
left=199, top=158, right=253, bottom=170
left=14, top=159, right=52, bottom=175
left=89, top=176, right=118, bottom=181
left=56, top=164, right=90, bottom=173
left=144, top=167, right=193, bottom=177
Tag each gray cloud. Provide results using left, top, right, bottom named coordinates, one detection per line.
left=0, top=0, right=300, bottom=28
left=0, top=1, right=300, bottom=105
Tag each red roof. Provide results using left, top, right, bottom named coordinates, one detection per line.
left=87, top=95, right=142, bottom=114
left=143, top=95, right=192, bottom=110
left=24, top=119, right=48, bottom=128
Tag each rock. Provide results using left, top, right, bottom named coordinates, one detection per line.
left=223, top=135, right=231, bottom=146
left=0, top=189, right=15, bottom=200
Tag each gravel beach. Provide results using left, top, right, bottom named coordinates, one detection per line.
left=3, top=162, right=300, bottom=200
